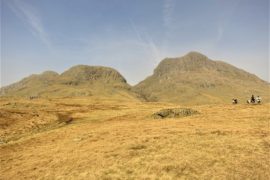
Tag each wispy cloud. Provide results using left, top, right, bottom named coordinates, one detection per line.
left=215, top=0, right=242, bottom=44
left=163, top=0, right=174, bottom=28
left=7, top=0, right=51, bottom=48
left=129, top=19, right=163, bottom=64
left=129, top=19, right=144, bottom=44
left=216, top=25, right=224, bottom=42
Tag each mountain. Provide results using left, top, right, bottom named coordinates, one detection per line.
left=0, top=65, right=140, bottom=100
left=133, top=52, right=270, bottom=104
left=1, top=53, right=269, bottom=104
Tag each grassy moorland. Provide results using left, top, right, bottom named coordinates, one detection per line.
left=0, top=97, right=269, bottom=179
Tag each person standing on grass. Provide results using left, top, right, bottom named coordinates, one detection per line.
left=251, top=94, right=255, bottom=103
left=232, top=98, right=238, bottom=104
left=256, top=96, right=261, bottom=104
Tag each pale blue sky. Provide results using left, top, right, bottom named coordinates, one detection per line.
left=1, top=0, right=269, bottom=86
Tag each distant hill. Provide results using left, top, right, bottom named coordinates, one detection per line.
left=133, top=52, right=270, bottom=104
left=1, top=52, right=269, bottom=104
left=0, top=65, right=141, bottom=101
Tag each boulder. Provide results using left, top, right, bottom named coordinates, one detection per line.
left=152, top=108, right=198, bottom=119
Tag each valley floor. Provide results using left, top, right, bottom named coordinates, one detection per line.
left=0, top=97, right=269, bottom=179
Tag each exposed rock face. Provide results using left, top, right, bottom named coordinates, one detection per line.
left=133, top=52, right=270, bottom=104
left=152, top=108, right=199, bottom=119
left=59, top=65, right=127, bottom=85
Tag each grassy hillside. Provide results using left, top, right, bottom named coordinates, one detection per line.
left=0, top=65, right=141, bottom=101
left=1, top=97, right=269, bottom=179
left=134, top=52, right=270, bottom=104
left=1, top=53, right=269, bottom=105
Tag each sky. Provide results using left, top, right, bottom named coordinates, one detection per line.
left=1, top=0, right=269, bottom=87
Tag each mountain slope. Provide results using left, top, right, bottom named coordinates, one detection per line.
left=1, top=53, right=269, bottom=104
left=0, top=65, right=140, bottom=100
left=133, top=52, right=270, bottom=104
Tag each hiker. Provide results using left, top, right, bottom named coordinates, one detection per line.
left=232, top=98, right=238, bottom=104
left=256, top=96, right=261, bottom=104
left=251, top=94, right=255, bottom=103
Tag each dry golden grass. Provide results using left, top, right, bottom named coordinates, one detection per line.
left=0, top=97, right=269, bottom=179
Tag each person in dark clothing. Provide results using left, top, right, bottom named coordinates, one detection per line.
left=251, top=94, right=255, bottom=103
left=232, top=98, right=238, bottom=104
